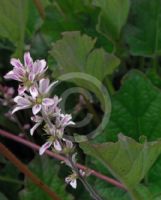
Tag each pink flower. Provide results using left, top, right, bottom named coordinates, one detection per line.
left=12, top=95, right=31, bottom=114
left=30, top=78, right=58, bottom=115
left=58, top=114, right=75, bottom=127
left=4, top=52, right=33, bottom=82
left=4, top=52, right=48, bottom=95
left=39, top=139, right=62, bottom=155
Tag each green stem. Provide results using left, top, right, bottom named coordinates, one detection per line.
left=0, top=176, right=23, bottom=185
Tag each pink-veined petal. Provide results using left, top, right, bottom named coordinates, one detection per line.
left=32, top=59, right=46, bottom=75
left=10, top=58, right=23, bottom=68
left=39, top=78, right=49, bottom=94
left=24, top=52, right=33, bottom=67
left=42, top=98, right=54, bottom=106
left=18, top=85, right=26, bottom=95
left=4, top=71, right=20, bottom=81
left=28, top=73, right=35, bottom=81
left=53, top=140, right=62, bottom=151
left=14, top=96, right=31, bottom=106
left=29, top=85, right=38, bottom=98
left=38, top=59, right=46, bottom=73
left=32, top=104, right=42, bottom=115
left=39, top=141, right=52, bottom=155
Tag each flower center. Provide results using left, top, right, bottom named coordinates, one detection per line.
left=36, top=97, right=42, bottom=104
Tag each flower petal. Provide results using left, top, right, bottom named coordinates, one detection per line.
left=53, top=140, right=62, bottom=151
left=18, top=85, right=26, bottom=95
left=4, top=71, right=20, bottom=81
left=30, top=122, right=41, bottom=136
left=32, top=104, right=42, bottom=115
left=39, top=141, right=52, bottom=155
left=24, top=52, right=33, bottom=67
left=12, top=105, right=30, bottom=114
left=70, top=180, right=77, bottom=189
left=14, top=96, right=31, bottom=106
left=39, top=78, right=49, bottom=94
left=29, top=85, right=38, bottom=98
left=42, top=98, right=54, bottom=106
left=10, top=58, right=23, bottom=68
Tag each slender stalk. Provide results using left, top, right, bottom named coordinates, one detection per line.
left=33, top=0, right=45, bottom=19
left=0, top=176, right=23, bottom=185
left=42, top=109, right=103, bottom=199
left=0, top=129, right=125, bottom=189
left=0, top=142, right=61, bottom=200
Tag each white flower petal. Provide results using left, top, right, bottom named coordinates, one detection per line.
left=39, top=141, right=52, bottom=155
left=29, top=86, right=38, bottom=98
left=32, top=104, right=42, bottom=115
left=70, top=180, right=77, bottom=189
left=30, top=122, right=41, bottom=136
left=53, top=140, right=62, bottom=151
left=12, top=105, right=30, bottom=114
left=39, top=78, right=49, bottom=94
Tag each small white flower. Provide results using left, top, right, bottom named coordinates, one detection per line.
left=65, top=172, right=78, bottom=189
left=30, top=115, right=43, bottom=135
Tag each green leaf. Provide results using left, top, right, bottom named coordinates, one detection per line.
left=0, top=0, right=29, bottom=57
left=94, top=0, right=130, bottom=43
left=0, top=155, right=21, bottom=200
left=98, top=70, right=161, bottom=142
left=50, top=31, right=120, bottom=81
left=94, top=180, right=130, bottom=200
left=126, top=0, right=161, bottom=56
left=146, top=68, right=161, bottom=89
left=19, top=156, right=73, bottom=200
left=80, top=134, right=161, bottom=199
left=0, top=193, right=8, bottom=200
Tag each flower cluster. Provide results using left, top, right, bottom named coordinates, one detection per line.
left=4, top=52, right=83, bottom=188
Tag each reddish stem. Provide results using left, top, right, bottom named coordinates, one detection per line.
left=0, top=129, right=125, bottom=190
left=0, top=142, right=61, bottom=200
